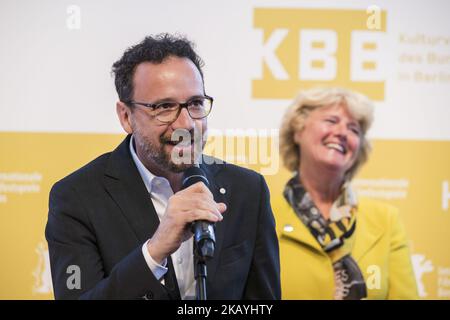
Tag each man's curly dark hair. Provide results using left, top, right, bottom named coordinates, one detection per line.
left=111, top=33, right=205, bottom=105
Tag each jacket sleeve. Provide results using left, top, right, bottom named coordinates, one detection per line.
left=242, top=174, right=281, bottom=299
left=45, top=180, right=170, bottom=300
left=386, top=207, right=419, bottom=299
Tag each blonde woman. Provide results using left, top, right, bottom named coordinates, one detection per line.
left=274, top=87, right=418, bottom=299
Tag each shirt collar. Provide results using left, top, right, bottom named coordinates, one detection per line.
left=129, top=135, right=172, bottom=195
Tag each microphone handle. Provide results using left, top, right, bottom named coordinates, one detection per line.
left=192, top=220, right=215, bottom=259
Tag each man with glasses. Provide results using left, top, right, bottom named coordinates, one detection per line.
left=45, top=34, right=281, bottom=300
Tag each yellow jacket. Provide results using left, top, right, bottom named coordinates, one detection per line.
left=273, top=196, right=418, bottom=299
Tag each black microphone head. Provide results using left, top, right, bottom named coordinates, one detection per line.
left=182, top=165, right=209, bottom=189
left=182, top=165, right=215, bottom=260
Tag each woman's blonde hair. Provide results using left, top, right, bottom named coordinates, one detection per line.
left=280, top=87, right=374, bottom=181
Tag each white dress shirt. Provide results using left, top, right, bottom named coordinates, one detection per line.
left=129, top=136, right=196, bottom=300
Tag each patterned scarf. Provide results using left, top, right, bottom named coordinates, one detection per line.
left=283, top=173, right=367, bottom=300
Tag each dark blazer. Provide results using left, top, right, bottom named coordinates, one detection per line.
left=45, top=135, right=281, bottom=300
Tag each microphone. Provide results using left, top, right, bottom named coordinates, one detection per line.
left=182, top=165, right=216, bottom=259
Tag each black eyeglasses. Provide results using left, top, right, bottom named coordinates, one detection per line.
left=125, top=95, right=213, bottom=124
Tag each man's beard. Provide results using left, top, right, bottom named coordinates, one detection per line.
left=134, top=128, right=206, bottom=174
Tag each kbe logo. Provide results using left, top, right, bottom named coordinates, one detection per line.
left=252, top=7, right=387, bottom=100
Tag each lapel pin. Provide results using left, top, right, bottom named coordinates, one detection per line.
left=219, top=187, right=226, bottom=195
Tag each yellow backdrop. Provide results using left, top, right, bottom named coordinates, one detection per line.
left=1, top=132, right=449, bottom=299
